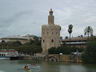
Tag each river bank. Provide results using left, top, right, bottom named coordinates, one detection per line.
left=11, top=54, right=82, bottom=63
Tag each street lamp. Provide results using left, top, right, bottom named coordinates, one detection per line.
left=59, top=53, right=63, bottom=61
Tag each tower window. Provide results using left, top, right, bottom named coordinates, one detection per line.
left=43, top=40, right=45, bottom=42
left=51, top=39, right=54, bottom=43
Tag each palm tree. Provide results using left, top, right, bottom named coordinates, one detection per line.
left=84, top=26, right=93, bottom=38
left=68, top=24, right=73, bottom=38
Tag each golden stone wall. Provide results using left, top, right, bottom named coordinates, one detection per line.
left=41, top=9, right=61, bottom=54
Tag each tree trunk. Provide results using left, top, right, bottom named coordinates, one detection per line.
left=69, top=33, right=71, bottom=39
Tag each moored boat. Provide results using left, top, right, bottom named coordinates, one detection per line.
left=0, top=49, right=18, bottom=59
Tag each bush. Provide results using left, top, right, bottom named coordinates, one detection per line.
left=48, top=45, right=84, bottom=54
left=82, top=39, right=96, bottom=64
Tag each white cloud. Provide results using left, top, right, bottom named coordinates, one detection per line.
left=0, top=0, right=96, bottom=38
left=85, top=16, right=96, bottom=23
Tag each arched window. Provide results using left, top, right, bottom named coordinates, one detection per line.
left=43, top=40, right=45, bottom=43
left=51, top=39, right=54, bottom=43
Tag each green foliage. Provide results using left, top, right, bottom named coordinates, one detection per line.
left=0, top=41, right=22, bottom=49
left=17, top=39, right=42, bottom=55
left=18, top=44, right=42, bottom=55
left=8, top=41, right=22, bottom=47
left=68, top=24, right=73, bottom=38
left=82, top=39, right=96, bottom=64
left=48, top=47, right=57, bottom=54
left=84, top=26, right=93, bottom=37
left=48, top=46, right=84, bottom=54
left=0, top=38, right=42, bottom=55
left=70, top=47, right=84, bottom=52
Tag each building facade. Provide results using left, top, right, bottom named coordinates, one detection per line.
left=42, top=9, right=61, bottom=54
left=0, top=34, right=36, bottom=44
left=62, top=36, right=96, bottom=48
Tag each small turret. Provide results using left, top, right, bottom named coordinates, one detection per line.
left=49, top=8, right=53, bottom=15
left=48, top=8, right=54, bottom=25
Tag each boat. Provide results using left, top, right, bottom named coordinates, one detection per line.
left=0, top=49, right=18, bottom=59
left=24, top=65, right=32, bottom=72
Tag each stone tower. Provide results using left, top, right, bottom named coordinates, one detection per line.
left=42, top=9, right=61, bottom=55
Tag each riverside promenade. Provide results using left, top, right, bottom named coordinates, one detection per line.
left=46, top=54, right=82, bottom=63
left=13, top=54, right=82, bottom=63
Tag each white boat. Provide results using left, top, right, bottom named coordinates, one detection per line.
left=0, top=49, right=18, bottom=59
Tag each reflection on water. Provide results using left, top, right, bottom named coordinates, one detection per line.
left=0, top=71, right=5, bottom=72
left=0, top=60, right=96, bottom=72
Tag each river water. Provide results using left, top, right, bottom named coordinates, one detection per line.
left=0, top=59, right=96, bottom=72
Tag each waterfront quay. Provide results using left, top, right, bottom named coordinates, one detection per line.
left=12, top=54, right=82, bottom=63
left=10, top=55, right=44, bottom=61
left=47, top=54, right=82, bottom=63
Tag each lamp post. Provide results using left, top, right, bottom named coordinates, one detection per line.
left=59, top=53, right=63, bottom=61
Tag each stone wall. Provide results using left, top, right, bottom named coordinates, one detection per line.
left=41, top=9, right=61, bottom=54
left=47, top=54, right=82, bottom=63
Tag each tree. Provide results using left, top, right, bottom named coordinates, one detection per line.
left=82, top=39, right=96, bottom=64
left=0, top=40, right=7, bottom=49
left=48, top=47, right=57, bottom=54
left=48, top=46, right=84, bottom=54
left=5, top=41, right=22, bottom=49
left=68, top=24, right=73, bottom=38
left=84, top=26, right=93, bottom=38
left=48, top=46, right=70, bottom=54
left=0, top=38, right=42, bottom=55
left=17, top=39, right=42, bottom=55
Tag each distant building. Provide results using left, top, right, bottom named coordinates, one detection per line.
left=0, top=34, right=37, bottom=44
left=62, top=36, right=96, bottom=48
left=41, top=9, right=61, bottom=54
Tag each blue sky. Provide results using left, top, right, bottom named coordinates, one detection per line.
left=0, top=0, right=96, bottom=38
